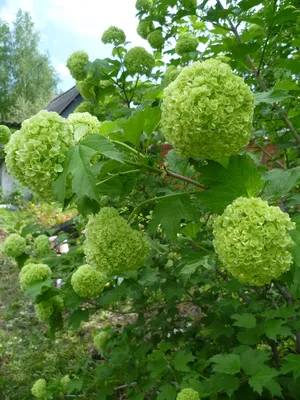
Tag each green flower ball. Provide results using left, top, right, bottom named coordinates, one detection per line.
left=61, top=375, right=71, bottom=390
left=31, top=379, right=47, bottom=399
left=147, top=30, right=164, bottom=49
left=76, top=78, right=95, bottom=101
left=124, top=47, right=155, bottom=76
left=34, top=235, right=51, bottom=257
left=35, top=296, right=64, bottom=322
left=74, top=101, right=95, bottom=114
left=67, top=112, right=101, bottom=142
left=161, top=59, right=254, bottom=159
left=66, top=51, right=89, bottom=81
left=5, top=111, right=73, bottom=199
left=137, top=20, right=154, bottom=39
left=19, top=263, right=52, bottom=292
left=213, top=197, right=295, bottom=286
left=164, top=65, right=181, bottom=84
left=179, top=0, right=197, bottom=8
left=175, top=32, right=198, bottom=55
left=102, top=26, right=126, bottom=45
left=177, top=388, right=200, bottom=400
left=93, top=331, right=109, bottom=353
left=136, top=0, right=153, bottom=11
left=3, top=234, right=26, bottom=258
left=84, top=207, right=150, bottom=275
left=0, top=125, right=11, bottom=145
left=71, top=264, right=106, bottom=298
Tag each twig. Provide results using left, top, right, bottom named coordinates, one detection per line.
left=216, top=0, right=300, bottom=150
left=270, top=340, right=281, bottom=367
left=255, top=143, right=286, bottom=169
left=114, top=382, right=137, bottom=391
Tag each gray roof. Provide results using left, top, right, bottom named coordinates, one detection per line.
left=46, top=86, right=81, bottom=115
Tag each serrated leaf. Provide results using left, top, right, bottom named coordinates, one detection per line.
left=69, top=309, right=90, bottom=330
left=173, top=350, right=195, bottom=372
left=148, top=194, right=197, bottom=241
left=263, top=167, right=300, bottom=199
left=206, top=373, right=239, bottom=396
left=248, top=366, right=280, bottom=395
left=157, top=384, right=176, bottom=400
left=24, top=277, right=52, bottom=297
left=66, top=378, right=83, bottom=394
left=231, top=313, right=256, bottom=328
left=196, top=154, right=264, bottom=214
left=165, top=150, right=194, bottom=176
left=281, top=354, right=300, bottom=380
left=210, top=353, right=241, bottom=375
left=237, top=327, right=261, bottom=345
left=240, top=348, right=270, bottom=376
left=147, top=351, right=168, bottom=377
left=81, top=134, right=125, bottom=164
left=254, top=89, right=292, bottom=105
left=263, top=319, right=292, bottom=340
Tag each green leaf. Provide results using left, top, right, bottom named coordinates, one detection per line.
left=276, top=59, right=300, bottom=73
left=196, top=154, right=264, bottom=214
left=66, top=378, right=83, bottom=394
left=231, top=313, right=256, bottom=329
left=165, top=150, right=194, bottom=176
left=263, top=167, right=300, bottom=199
left=237, top=327, right=261, bottom=345
left=49, top=310, right=63, bottom=339
left=291, top=216, right=300, bottom=267
left=24, top=277, right=52, bottom=297
left=157, top=384, right=177, bottom=400
left=143, top=107, right=161, bottom=136
left=99, top=121, right=119, bottom=135
left=206, top=373, right=239, bottom=396
left=147, top=351, right=168, bottom=377
left=210, top=353, right=241, bottom=375
left=274, top=81, right=300, bottom=91
left=263, top=319, right=292, bottom=340
left=248, top=366, right=280, bottom=396
left=240, top=348, right=270, bottom=376
left=124, top=109, right=146, bottom=145
left=81, top=134, right=125, bottom=164
left=69, top=309, right=90, bottom=330
left=281, top=354, right=300, bottom=380
left=173, top=350, right=195, bottom=372
left=148, top=194, right=197, bottom=241
left=254, top=89, right=292, bottom=105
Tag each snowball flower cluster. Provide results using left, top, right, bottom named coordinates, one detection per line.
left=34, top=235, right=51, bottom=257
left=3, top=234, right=26, bottom=258
left=213, top=197, right=295, bottom=286
left=84, top=207, right=150, bottom=276
left=66, top=51, right=89, bottom=81
left=101, top=26, right=126, bottom=45
left=175, top=32, right=198, bottom=55
left=164, top=66, right=181, bottom=84
left=93, top=331, right=109, bottom=353
left=179, top=0, right=197, bottom=8
left=147, top=30, right=164, bottom=49
left=19, top=263, right=52, bottom=292
left=67, top=112, right=101, bottom=142
left=137, top=20, right=154, bottom=39
left=161, top=59, right=254, bottom=159
left=76, top=78, right=95, bottom=101
left=61, top=375, right=71, bottom=390
left=0, top=125, right=11, bottom=145
left=177, top=388, right=200, bottom=400
left=35, top=296, right=64, bottom=322
left=74, top=102, right=95, bottom=114
left=136, top=0, right=153, bottom=11
left=124, top=47, right=155, bottom=76
left=71, top=264, right=106, bottom=298
left=5, top=111, right=73, bottom=199
left=31, top=379, right=47, bottom=399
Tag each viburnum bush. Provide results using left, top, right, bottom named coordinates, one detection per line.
left=3, top=0, right=300, bottom=399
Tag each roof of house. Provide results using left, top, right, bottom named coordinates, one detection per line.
left=46, top=86, right=81, bottom=115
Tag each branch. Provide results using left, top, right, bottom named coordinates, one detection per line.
left=216, top=0, right=300, bottom=149
left=255, top=143, right=286, bottom=169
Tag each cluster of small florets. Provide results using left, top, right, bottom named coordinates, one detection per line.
left=164, top=65, right=181, bottom=84
left=137, top=20, right=154, bottom=39
left=179, top=0, right=197, bottom=8
left=84, top=207, right=150, bottom=276
left=76, top=78, right=95, bottom=101
left=34, top=235, right=51, bottom=257
left=66, top=51, right=89, bottom=81
left=147, top=30, right=164, bottom=49
left=101, top=26, right=126, bottom=45
left=35, top=296, right=64, bottom=322
left=5, top=111, right=73, bottom=199
left=177, top=388, right=200, bottom=400
left=3, top=234, right=26, bottom=258
left=19, top=263, right=52, bottom=292
left=31, top=379, right=47, bottom=399
left=213, top=197, right=295, bottom=286
left=124, top=47, right=155, bottom=76
left=61, top=375, right=71, bottom=391
left=161, top=59, right=254, bottom=159
left=0, top=125, right=11, bottom=145
left=136, top=0, right=153, bottom=11
left=71, top=264, right=106, bottom=298
left=74, top=101, right=95, bottom=114
left=175, top=32, right=198, bottom=55
left=93, top=331, right=109, bottom=353
left=67, top=112, right=101, bottom=142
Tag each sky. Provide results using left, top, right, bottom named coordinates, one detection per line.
left=0, top=0, right=151, bottom=92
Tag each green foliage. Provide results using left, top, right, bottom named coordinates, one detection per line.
left=19, top=263, right=52, bottom=293
left=136, top=0, right=153, bottom=11
left=35, top=296, right=64, bottom=322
